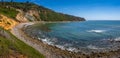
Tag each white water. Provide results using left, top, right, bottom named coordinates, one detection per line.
left=87, top=30, right=106, bottom=33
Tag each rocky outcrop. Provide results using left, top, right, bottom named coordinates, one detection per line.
left=16, top=9, right=28, bottom=22
left=0, top=14, right=18, bottom=30
left=27, top=9, right=41, bottom=21
left=16, top=9, right=41, bottom=22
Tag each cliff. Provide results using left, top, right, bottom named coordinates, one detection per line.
left=0, top=2, right=85, bottom=22
left=0, top=2, right=85, bottom=29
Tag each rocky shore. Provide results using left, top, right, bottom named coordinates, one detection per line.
left=11, top=22, right=120, bottom=58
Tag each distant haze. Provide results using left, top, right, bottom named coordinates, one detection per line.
left=16, top=0, right=120, bottom=20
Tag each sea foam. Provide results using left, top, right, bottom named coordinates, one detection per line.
left=87, top=30, right=105, bottom=33
left=87, top=45, right=98, bottom=49
left=114, top=37, right=120, bottom=41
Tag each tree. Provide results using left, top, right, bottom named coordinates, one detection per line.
left=11, top=0, right=14, bottom=6
left=26, top=1, right=29, bottom=4
left=23, top=1, right=30, bottom=11
left=1, top=0, right=3, bottom=2
left=1, top=0, right=4, bottom=5
left=11, top=0, right=13, bottom=2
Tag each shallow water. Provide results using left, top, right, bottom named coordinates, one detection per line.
left=24, top=20, right=120, bottom=53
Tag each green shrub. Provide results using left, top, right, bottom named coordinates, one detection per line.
left=0, top=7, right=18, bottom=19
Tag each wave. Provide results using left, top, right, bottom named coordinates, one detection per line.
left=39, top=37, right=66, bottom=50
left=37, top=37, right=120, bottom=54
left=55, top=45, right=65, bottom=50
left=87, top=30, right=106, bottom=33
left=40, top=38, right=54, bottom=45
left=38, top=37, right=79, bottom=52
left=102, top=37, right=120, bottom=42
left=114, top=37, right=120, bottom=41
left=37, top=36, right=120, bottom=53
left=87, top=45, right=99, bottom=49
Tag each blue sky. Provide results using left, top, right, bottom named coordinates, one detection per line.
left=16, top=0, right=120, bottom=20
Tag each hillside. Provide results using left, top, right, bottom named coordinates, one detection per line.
left=0, top=2, right=85, bottom=58
left=0, top=27, right=44, bottom=58
left=0, top=14, right=45, bottom=58
left=0, top=2, right=85, bottom=22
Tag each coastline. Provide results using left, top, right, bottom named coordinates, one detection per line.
left=33, top=20, right=120, bottom=23
left=11, top=22, right=120, bottom=58
left=10, top=22, right=86, bottom=58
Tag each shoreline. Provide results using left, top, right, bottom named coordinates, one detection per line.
left=10, top=22, right=86, bottom=58
left=31, top=21, right=85, bottom=24
left=11, top=22, right=120, bottom=58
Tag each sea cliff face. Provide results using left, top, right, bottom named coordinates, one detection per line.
left=3, top=2, right=85, bottom=22
left=0, top=2, right=85, bottom=30
left=15, top=9, right=40, bottom=22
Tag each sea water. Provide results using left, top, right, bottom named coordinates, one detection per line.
left=24, top=20, right=120, bottom=53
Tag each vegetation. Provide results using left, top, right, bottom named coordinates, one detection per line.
left=0, top=28, right=44, bottom=58
left=0, top=2, right=85, bottom=21
left=0, top=7, right=18, bottom=19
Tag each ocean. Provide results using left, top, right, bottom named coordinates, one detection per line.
left=24, top=20, right=120, bottom=53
